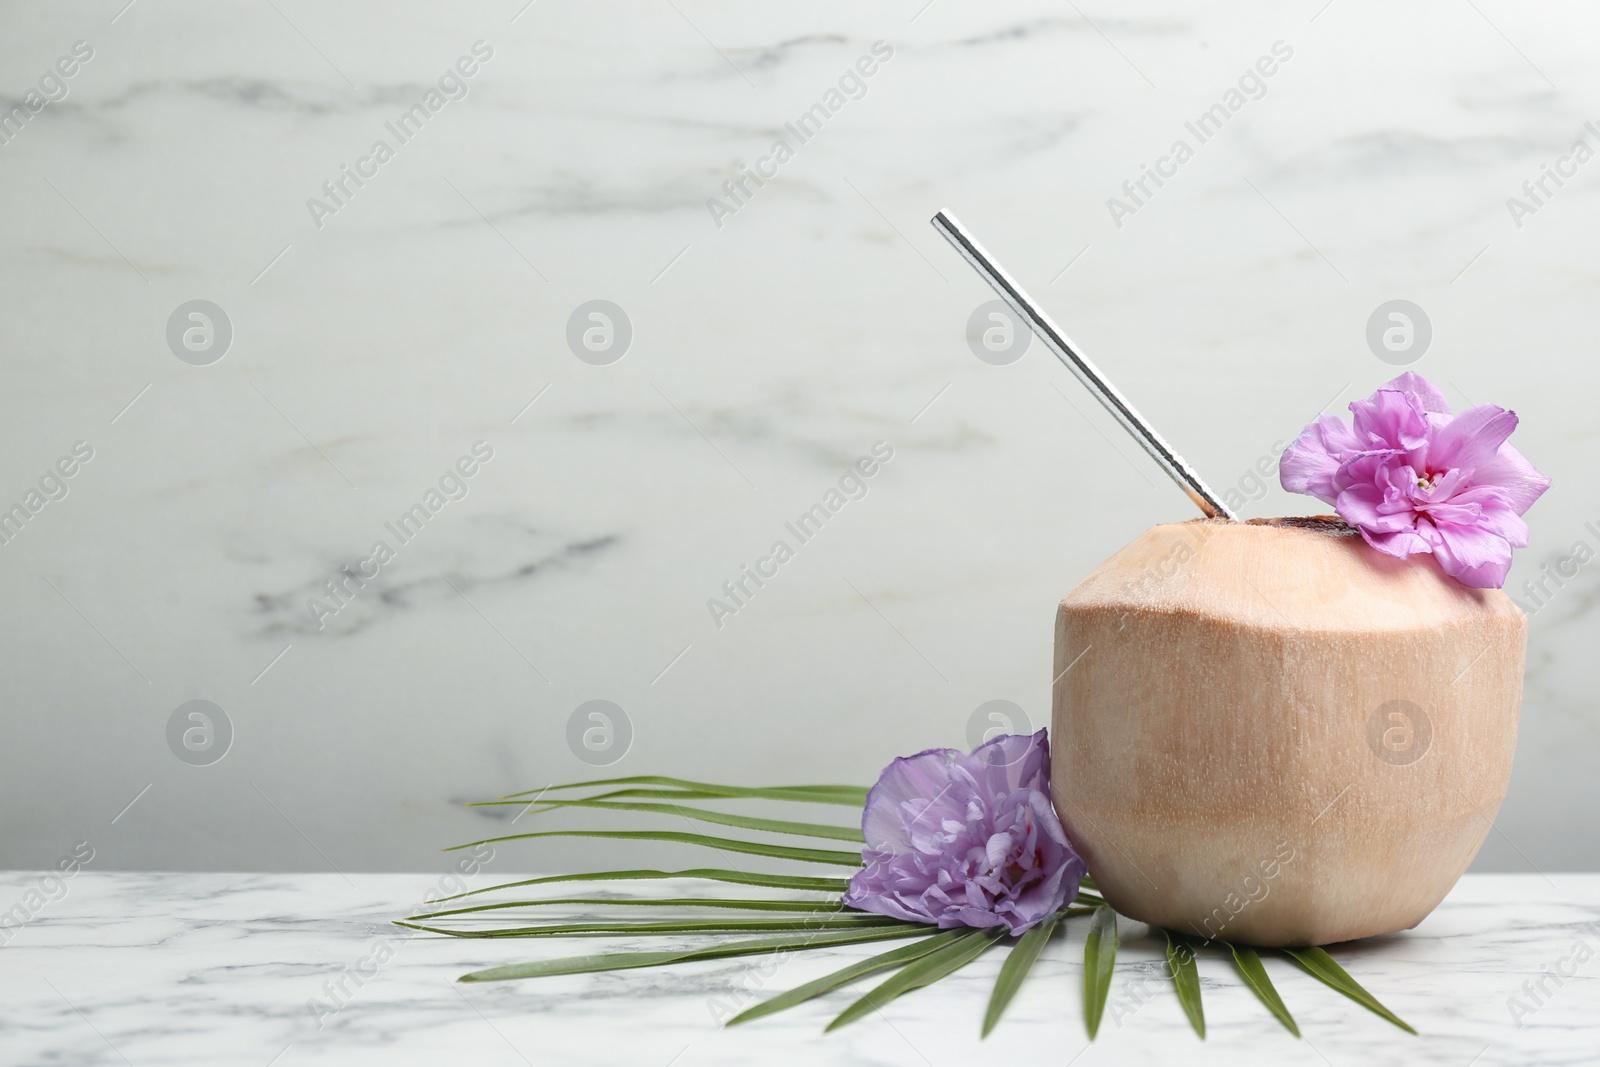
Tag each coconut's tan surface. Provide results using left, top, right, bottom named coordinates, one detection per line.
left=1051, top=519, right=1525, bottom=946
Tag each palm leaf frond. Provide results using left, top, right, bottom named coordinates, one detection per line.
left=827, top=928, right=1007, bottom=1031
left=458, top=925, right=930, bottom=982
left=1283, top=946, right=1414, bottom=1034
left=428, top=869, right=850, bottom=905
left=982, top=910, right=1066, bottom=1038
left=1083, top=904, right=1118, bottom=1039
left=501, top=776, right=866, bottom=805
left=467, top=797, right=863, bottom=842
left=444, top=829, right=863, bottom=867
left=1229, top=943, right=1299, bottom=1037
left=409, top=896, right=849, bottom=921
left=399, top=914, right=915, bottom=939
left=1163, top=929, right=1205, bottom=1039
left=726, top=931, right=965, bottom=1026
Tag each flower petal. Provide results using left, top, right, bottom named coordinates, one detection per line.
left=1280, top=414, right=1366, bottom=503
left=1351, top=385, right=1431, bottom=451
left=847, top=732, right=1082, bottom=932
left=1430, top=520, right=1514, bottom=588
left=1357, top=523, right=1432, bottom=559
left=1470, top=441, right=1551, bottom=516
left=968, top=729, right=1049, bottom=794
left=1336, top=479, right=1417, bottom=535
left=860, top=748, right=961, bottom=853
left=1448, top=486, right=1530, bottom=548
left=1383, top=372, right=1452, bottom=414
left=1423, top=404, right=1519, bottom=476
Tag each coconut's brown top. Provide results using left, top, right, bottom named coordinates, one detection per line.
left=1061, top=520, right=1523, bottom=631
left=1183, top=514, right=1357, bottom=535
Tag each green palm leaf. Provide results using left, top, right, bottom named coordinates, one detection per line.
left=429, top=869, right=850, bottom=905
left=444, top=829, right=864, bottom=867
left=1163, top=929, right=1205, bottom=1039
left=502, top=776, right=867, bottom=805
left=544, top=788, right=734, bottom=802
left=410, top=896, right=847, bottom=921
left=1228, top=943, right=1299, bottom=1037
left=982, top=910, right=1066, bottom=1038
left=413, top=769, right=1419, bottom=1044
left=468, top=798, right=864, bottom=842
left=827, top=928, right=1007, bottom=1031
left=1283, top=947, right=1415, bottom=1034
left=726, top=931, right=965, bottom=1027
left=567, top=786, right=864, bottom=805
left=459, top=925, right=930, bottom=982
left=397, top=914, right=914, bottom=939
left=1082, top=904, right=1118, bottom=1038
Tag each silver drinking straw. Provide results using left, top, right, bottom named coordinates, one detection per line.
left=931, top=210, right=1237, bottom=521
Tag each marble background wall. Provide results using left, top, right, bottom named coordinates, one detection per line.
left=2, top=0, right=1596, bottom=875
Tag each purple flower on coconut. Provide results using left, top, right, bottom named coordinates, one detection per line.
left=1279, top=372, right=1550, bottom=590
left=843, top=730, right=1085, bottom=935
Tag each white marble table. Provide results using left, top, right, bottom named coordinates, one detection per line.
left=4, top=872, right=1597, bottom=1066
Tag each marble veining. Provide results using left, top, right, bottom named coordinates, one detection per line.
left=252, top=525, right=621, bottom=639
left=4, top=872, right=1599, bottom=1066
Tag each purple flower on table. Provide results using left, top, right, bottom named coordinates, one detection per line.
left=1279, top=372, right=1550, bottom=589
left=843, top=730, right=1085, bottom=935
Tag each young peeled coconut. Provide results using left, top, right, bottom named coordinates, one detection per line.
left=1050, top=516, right=1525, bottom=946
